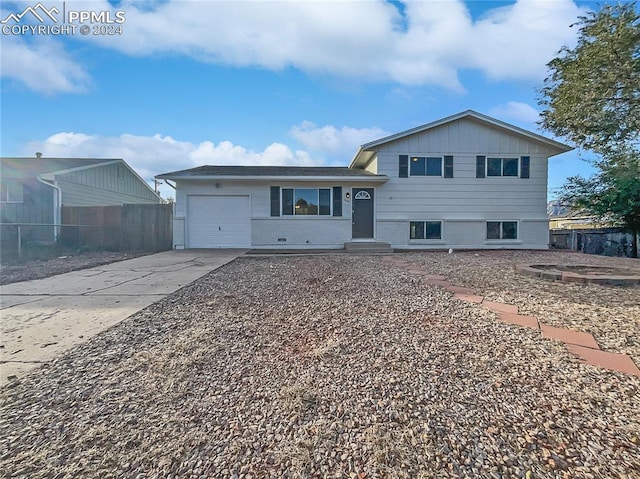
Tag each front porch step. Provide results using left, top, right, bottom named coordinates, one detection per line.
left=344, top=241, right=393, bottom=253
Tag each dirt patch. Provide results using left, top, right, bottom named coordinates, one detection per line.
left=0, top=251, right=151, bottom=285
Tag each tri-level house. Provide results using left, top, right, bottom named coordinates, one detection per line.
left=156, top=110, right=572, bottom=250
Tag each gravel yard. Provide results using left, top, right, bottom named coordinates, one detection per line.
left=1, top=251, right=639, bottom=478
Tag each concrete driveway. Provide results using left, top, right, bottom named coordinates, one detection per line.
left=0, top=249, right=246, bottom=385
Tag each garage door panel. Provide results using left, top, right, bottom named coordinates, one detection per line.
left=187, top=196, right=251, bottom=248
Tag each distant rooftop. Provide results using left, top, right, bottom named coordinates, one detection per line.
left=1, top=157, right=120, bottom=179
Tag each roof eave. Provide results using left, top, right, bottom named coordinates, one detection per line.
left=348, top=148, right=376, bottom=169
left=38, top=159, right=123, bottom=180
left=155, top=174, right=389, bottom=183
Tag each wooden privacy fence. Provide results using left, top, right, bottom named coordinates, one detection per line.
left=61, top=203, right=172, bottom=252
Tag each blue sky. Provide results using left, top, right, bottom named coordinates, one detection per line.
left=1, top=0, right=607, bottom=200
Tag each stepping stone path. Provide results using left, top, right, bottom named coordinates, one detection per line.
left=385, top=256, right=640, bottom=377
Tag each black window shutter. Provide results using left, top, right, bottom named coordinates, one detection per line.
left=332, top=186, right=342, bottom=217
left=444, top=156, right=454, bottom=178
left=476, top=156, right=486, bottom=178
left=520, top=156, right=530, bottom=179
left=270, top=186, right=280, bottom=217
left=282, top=188, right=294, bottom=215
left=399, top=155, right=408, bottom=178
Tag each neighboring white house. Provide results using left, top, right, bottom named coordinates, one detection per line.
left=156, top=110, right=572, bottom=250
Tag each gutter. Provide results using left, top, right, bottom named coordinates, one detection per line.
left=155, top=175, right=389, bottom=183
left=36, top=176, right=62, bottom=240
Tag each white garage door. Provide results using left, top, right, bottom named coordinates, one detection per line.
left=187, top=195, right=251, bottom=248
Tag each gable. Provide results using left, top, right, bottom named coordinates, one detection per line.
left=350, top=111, right=572, bottom=169
left=375, top=117, right=558, bottom=156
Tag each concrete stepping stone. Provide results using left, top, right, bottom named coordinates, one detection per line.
left=453, top=293, right=484, bottom=303
left=541, top=325, right=600, bottom=349
left=446, top=285, right=476, bottom=295
left=482, top=301, right=518, bottom=314
left=566, top=344, right=640, bottom=377
left=497, top=312, right=539, bottom=329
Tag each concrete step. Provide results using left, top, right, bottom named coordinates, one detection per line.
left=344, top=241, right=393, bottom=253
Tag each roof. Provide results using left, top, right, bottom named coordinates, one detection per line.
left=156, top=165, right=388, bottom=182
left=1, top=157, right=163, bottom=201
left=349, top=110, right=573, bottom=168
left=0, top=157, right=119, bottom=179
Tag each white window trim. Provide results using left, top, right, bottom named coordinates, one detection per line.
left=485, top=220, right=520, bottom=241
left=486, top=157, right=519, bottom=177
left=409, top=156, right=444, bottom=178
left=408, top=219, right=444, bottom=242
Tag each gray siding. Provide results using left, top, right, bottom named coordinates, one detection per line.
left=57, top=163, right=160, bottom=206
left=174, top=180, right=370, bottom=249
left=370, top=117, right=552, bottom=249
left=376, top=117, right=555, bottom=156
left=0, top=180, right=53, bottom=224
left=375, top=152, right=548, bottom=219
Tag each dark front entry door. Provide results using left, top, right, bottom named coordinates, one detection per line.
left=352, top=188, right=374, bottom=239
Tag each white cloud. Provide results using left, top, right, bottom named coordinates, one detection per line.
left=88, top=0, right=585, bottom=88
left=4, top=0, right=588, bottom=93
left=489, top=101, right=540, bottom=125
left=24, top=132, right=321, bottom=185
left=466, top=0, right=586, bottom=81
left=0, top=37, right=89, bottom=94
left=289, top=121, right=390, bottom=155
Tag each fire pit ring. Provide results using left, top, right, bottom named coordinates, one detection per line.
left=515, top=264, right=640, bottom=286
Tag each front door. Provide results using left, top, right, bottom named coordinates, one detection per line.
left=352, top=188, right=374, bottom=239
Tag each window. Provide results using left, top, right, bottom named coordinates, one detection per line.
left=0, top=180, right=23, bottom=203
left=487, top=158, right=518, bottom=177
left=401, top=155, right=454, bottom=178
left=486, top=221, right=518, bottom=240
left=478, top=156, right=529, bottom=178
left=410, top=221, right=442, bottom=240
left=281, top=188, right=332, bottom=216
left=409, top=157, right=442, bottom=176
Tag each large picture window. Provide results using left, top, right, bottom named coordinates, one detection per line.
left=410, top=157, right=442, bottom=177
left=486, top=221, right=518, bottom=240
left=410, top=221, right=442, bottom=240
left=282, top=188, right=331, bottom=216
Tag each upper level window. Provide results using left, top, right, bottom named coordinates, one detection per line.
left=0, top=180, right=23, bottom=203
left=410, top=157, right=442, bottom=176
left=487, top=158, right=518, bottom=177
left=282, top=188, right=331, bottom=216
left=400, top=155, right=453, bottom=178
left=477, top=156, right=529, bottom=178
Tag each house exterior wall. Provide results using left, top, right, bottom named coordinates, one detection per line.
left=0, top=179, right=55, bottom=242
left=369, top=117, right=554, bottom=249
left=57, top=163, right=161, bottom=206
left=173, top=180, right=377, bottom=249
left=0, top=179, right=53, bottom=224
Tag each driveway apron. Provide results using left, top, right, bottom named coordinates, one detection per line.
left=0, top=250, right=245, bottom=384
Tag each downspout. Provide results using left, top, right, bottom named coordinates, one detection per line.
left=37, top=175, right=62, bottom=240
